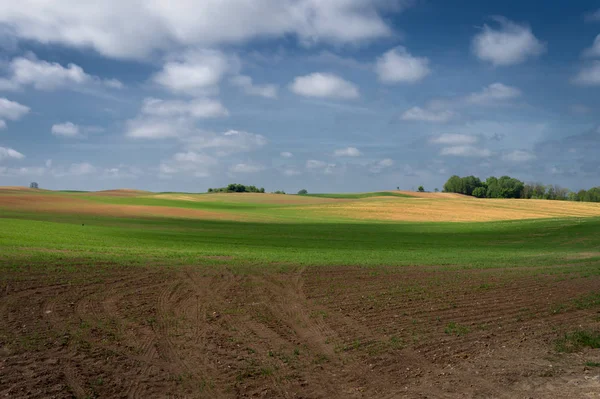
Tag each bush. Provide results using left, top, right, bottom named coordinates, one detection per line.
left=297, top=189, right=308, bottom=195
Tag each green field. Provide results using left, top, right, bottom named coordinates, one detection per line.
left=1, top=207, right=599, bottom=272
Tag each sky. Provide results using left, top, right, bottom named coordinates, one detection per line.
left=0, top=1, right=599, bottom=193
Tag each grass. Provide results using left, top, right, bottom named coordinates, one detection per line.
left=1, top=209, right=600, bottom=271
left=555, top=330, right=600, bottom=353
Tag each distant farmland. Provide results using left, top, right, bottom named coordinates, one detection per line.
left=1, top=187, right=600, bottom=398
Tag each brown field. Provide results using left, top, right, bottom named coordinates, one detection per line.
left=300, top=196, right=600, bottom=222
left=2, top=188, right=600, bottom=223
left=1, top=264, right=599, bottom=398
left=0, top=194, right=250, bottom=221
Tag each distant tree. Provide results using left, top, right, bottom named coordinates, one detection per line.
left=396, top=186, right=400, bottom=190
left=472, top=187, right=486, bottom=198
left=273, top=190, right=286, bottom=194
left=434, top=188, right=439, bottom=193
left=297, top=189, right=308, bottom=195
left=30, top=182, right=39, bottom=189
left=417, top=186, right=425, bottom=192
left=259, top=187, right=265, bottom=193
left=443, top=175, right=463, bottom=193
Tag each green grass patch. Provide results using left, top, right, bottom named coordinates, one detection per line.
left=555, top=330, right=600, bottom=353
left=444, top=322, right=470, bottom=336
left=1, top=211, right=600, bottom=270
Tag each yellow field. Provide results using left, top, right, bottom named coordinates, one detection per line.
left=1, top=187, right=600, bottom=223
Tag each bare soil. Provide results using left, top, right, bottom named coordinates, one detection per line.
left=1, top=264, right=599, bottom=398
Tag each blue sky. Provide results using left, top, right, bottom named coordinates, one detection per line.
left=0, top=0, right=599, bottom=192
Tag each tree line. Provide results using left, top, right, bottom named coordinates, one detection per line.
left=207, top=183, right=288, bottom=194
left=208, top=184, right=265, bottom=193
left=443, top=175, right=600, bottom=202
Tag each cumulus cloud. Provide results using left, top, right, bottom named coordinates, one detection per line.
left=0, top=1, right=411, bottom=59
left=282, top=168, right=301, bottom=176
left=125, top=117, right=190, bottom=139
left=306, top=159, right=328, bottom=169
left=472, top=17, right=545, bottom=66
left=584, top=9, right=600, bottom=22
left=401, top=107, right=455, bottom=123
left=290, top=72, right=359, bottom=99
left=429, top=134, right=478, bottom=145
left=229, top=163, right=265, bottom=174
left=51, top=122, right=80, bottom=138
left=102, top=165, right=143, bottom=179
left=0, top=55, right=122, bottom=91
left=375, top=46, right=430, bottom=83
left=502, top=150, right=536, bottom=162
left=0, top=97, right=30, bottom=121
left=305, top=159, right=339, bottom=174
left=183, top=130, right=267, bottom=156
left=440, top=146, right=491, bottom=158
left=159, top=152, right=218, bottom=178
left=230, top=75, right=278, bottom=98
left=0, top=146, right=24, bottom=160
left=280, top=152, right=293, bottom=158
left=152, top=50, right=236, bottom=96
left=141, top=97, right=229, bottom=119
left=333, top=147, right=362, bottom=157
left=583, top=35, right=600, bottom=58
left=369, top=158, right=394, bottom=173
left=0, top=120, right=6, bottom=130
left=465, top=83, right=521, bottom=105
left=573, top=61, right=600, bottom=86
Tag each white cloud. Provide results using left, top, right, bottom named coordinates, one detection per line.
left=280, top=151, right=293, bottom=158
left=282, top=168, right=301, bottom=176
left=0, top=1, right=411, bottom=59
left=466, top=83, right=521, bottom=105
left=51, top=122, right=80, bottom=138
left=306, top=159, right=328, bottom=169
left=0, top=166, right=45, bottom=177
left=66, top=162, right=96, bottom=176
left=569, top=104, right=591, bottom=114
left=583, top=35, right=600, bottom=58
left=502, top=150, right=536, bottom=162
left=290, top=72, right=359, bottom=99
left=230, top=75, right=278, bottom=98
left=141, top=97, right=229, bottom=119
left=440, top=146, right=491, bottom=157
left=229, top=163, right=265, bottom=174
left=430, top=134, right=478, bottom=145
left=45, top=159, right=52, bottom=168
left=472, top=17, right=545, bottom=66
left=584, top=9, right=600, bottom=22
left=573, top=61, right=600, bottom=86
left=333, top=147, right=362, bottom=157
left=369, top=158, right=394, bottom=173
left=401, top=107, right=455, bottom=123
left=375, top=46, right=430, bottom=83
left=0, top=146, right=24, bottom=160
left=0, top=97, right=30, bottom=120
left=102, top=165, right=143, bottom=179
left=0, top=120, right=6, bottom=130
left=125, top=117, right=190, bottom=139
left=152, top=50, right=236, bottom=96
left=0, top=55, right=122, bottom=91
left=183, top=130, right=267, bottom=156
left=159, top=151, right=218, bottom=178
